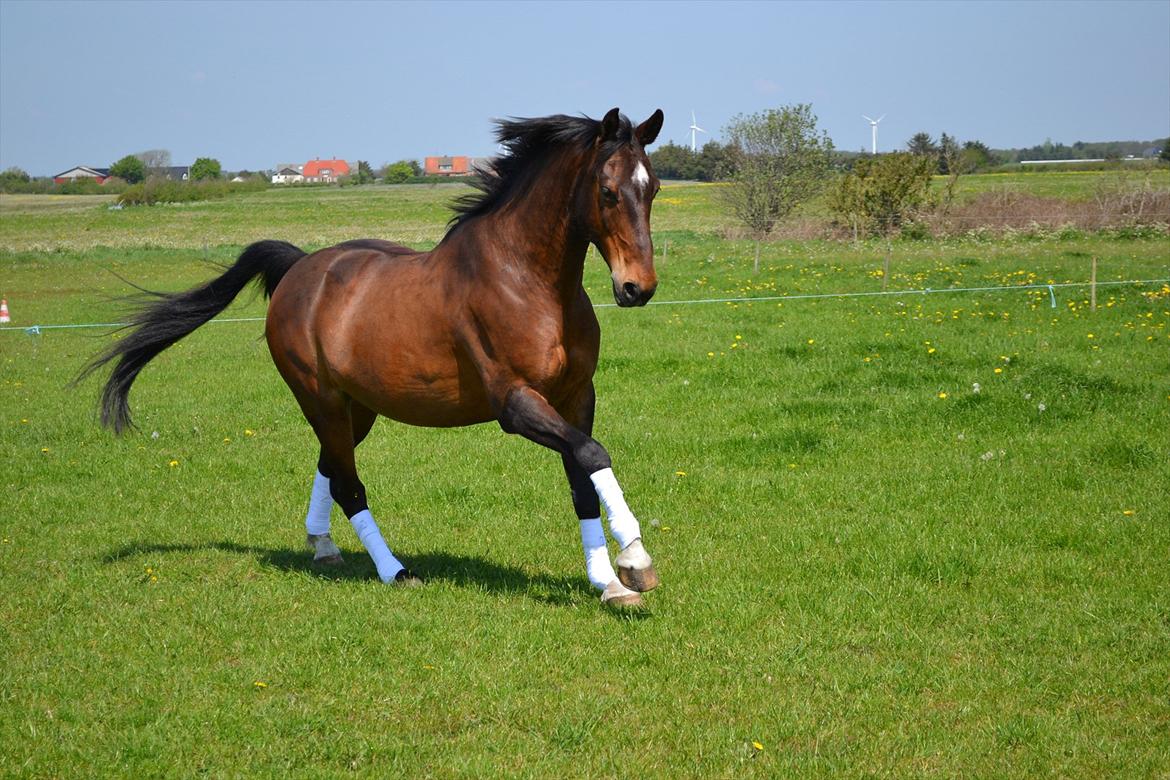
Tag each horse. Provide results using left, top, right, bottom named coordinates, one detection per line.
left=82, top=108, right=665, bottom=608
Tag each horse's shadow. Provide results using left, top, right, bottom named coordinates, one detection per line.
left=101, top=540, right=645, bottom=614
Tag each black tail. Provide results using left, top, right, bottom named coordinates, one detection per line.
left=78, top=240, right=308, bottom=434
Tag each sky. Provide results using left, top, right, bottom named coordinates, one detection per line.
left=1, top=0, right=1168, bottom=175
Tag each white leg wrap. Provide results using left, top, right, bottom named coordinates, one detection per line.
left=590, top=468, right=641, bottom=550
left=579, top=517, right=617, bottom=591
left=349, top=509, right=404, bottom=583
left=304, top=470, right=333, bottom=536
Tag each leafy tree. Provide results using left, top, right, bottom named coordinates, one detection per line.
left=1161, top=139, right=1170, bottom=162
left=696, top=140, right=732, bottom=181
left=0, top=167, right=31, bottom=192
left=721, top=103, right=834, bottom=271
left=829, top=152, right=935, bottom=237
left=907, top=132, right=937, bottom=157
left=190, top=157, right=222, bottom=181
left=961, top=140, right=993, bottom=171
left=381, top=161, right=414, bottom=184
left=355, top=160, right=375, bottom=184
left=110, top=154, right=146, bottom=184
left=648, top=141, right=696, bottom=180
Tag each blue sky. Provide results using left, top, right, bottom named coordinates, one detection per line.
left=1, top=0, right=1167, bottom=175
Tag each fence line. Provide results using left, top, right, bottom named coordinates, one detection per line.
left=3, top=278, right=1167, bottom=336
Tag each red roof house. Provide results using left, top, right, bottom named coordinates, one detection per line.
left=302, top=159, right=350, bottom=183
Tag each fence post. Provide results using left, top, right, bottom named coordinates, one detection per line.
left=882, top=239, right=891, bottom=292
left=1090, top=256, right=1098, bottom=313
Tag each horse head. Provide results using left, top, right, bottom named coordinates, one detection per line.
left=581, top=108, right=664, bottom=307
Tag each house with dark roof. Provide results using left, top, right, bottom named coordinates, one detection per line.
left=150, top=166, right=190, bottom=181
left=271, top=166, right=304, bottom=184
left=53, top=166, right=112, bottom=184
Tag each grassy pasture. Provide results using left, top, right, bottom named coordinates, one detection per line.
left=1, top=179, right=1169, bottom=778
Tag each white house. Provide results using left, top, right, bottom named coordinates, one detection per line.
left=271, top=165, right=304, bottom=185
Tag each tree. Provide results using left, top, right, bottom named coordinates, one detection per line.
left=937, top=133, right=968, bottom=211
left=1161, top=139, right=1170, bottom=162
left=0, top=167, right=31, bottom=192
left=696, top=140, right=732, bottom=181
left=721, top=103, right=834, bottom=271
left=110, top=154, right=146, bottom=184
left=190, top=157, right=222, bottom=181
left=136, top=149, right=171, bottom=175
left=829, top=152, right=935, bottom=237
left=381, top=161, right=414, bottom=184
left=907, top=132, right=937, bottom=157
left=961, top=140, right=993, bottom=171
left=648, top=141, right=697, bottom=180
left=354, top=160, right=375, bottom=185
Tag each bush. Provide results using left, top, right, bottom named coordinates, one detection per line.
left=116, top=177, right=266, bottom=206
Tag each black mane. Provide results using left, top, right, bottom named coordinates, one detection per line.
left=447, top=112, right=634, bottom=230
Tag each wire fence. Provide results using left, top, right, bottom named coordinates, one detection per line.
left=4, top=278, right=1167, bottom=336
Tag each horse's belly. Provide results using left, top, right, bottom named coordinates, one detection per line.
left=345, top=364, right=495, bottom=429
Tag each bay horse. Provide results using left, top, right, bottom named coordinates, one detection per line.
left=84, top=108, right=665, bottom=607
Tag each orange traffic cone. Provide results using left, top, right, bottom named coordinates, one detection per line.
left=0, top=299, right=9, bottom=324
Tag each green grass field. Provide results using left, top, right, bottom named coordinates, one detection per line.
left=1, top=178, right=1168, bottom=777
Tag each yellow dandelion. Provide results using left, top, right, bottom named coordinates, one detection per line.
left=1122, top=509, right=1135, bottom=516
left=807, top=339, right=815, bottom=345
left=675, top=471, right=686, bottom=477
left=41, top=447, right=49, bottom=454
left=253, top=681, right=267, bottom=689
left=168, top=459, right=179, bottom=468
left=223, top=437, right=231, bottom=443
left=244, top=429, right=255, bottom=437
left=994, top=367, right=1003, bottom=374
left=752, top=741, right=764, bottom=751
left=938, top=392, right=948, bottom=399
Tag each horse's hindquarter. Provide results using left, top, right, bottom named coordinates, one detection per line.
left=270, top=245, right=495, bottom=428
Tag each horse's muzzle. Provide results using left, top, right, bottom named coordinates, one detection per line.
left=614, top=280, right=657, bottom=307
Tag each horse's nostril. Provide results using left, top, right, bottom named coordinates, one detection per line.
left=622, top=281, right=639, bottom=299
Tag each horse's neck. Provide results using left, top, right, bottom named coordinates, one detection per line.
left=483, top=163, right=591, bottom=298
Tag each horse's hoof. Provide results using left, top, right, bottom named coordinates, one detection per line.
left=391, top=568, right=424, bottom=587
left=306, top=534, right=344, bottom=566
left=615, top=538, right=659, bottom=593
left=601, top=579, right=644, bottom=608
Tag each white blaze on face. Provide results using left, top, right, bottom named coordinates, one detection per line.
left=631, top=161, right=650, bottom=192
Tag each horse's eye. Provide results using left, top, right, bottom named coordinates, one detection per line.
left=600, top=186, right=618, bottom=206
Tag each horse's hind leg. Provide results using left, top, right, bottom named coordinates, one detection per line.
left=307, top=395, right=418, bottom=585
left=304, top=403, right=378, bottom=566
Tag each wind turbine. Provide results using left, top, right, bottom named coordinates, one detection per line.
left=688, top=110, right=706, bottom=152
left=862, top=114, right=885, bottom=155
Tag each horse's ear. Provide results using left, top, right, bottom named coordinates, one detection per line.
left=636, top=109, right=664, bottom=147
left=600, top=107, right=621, bottom=142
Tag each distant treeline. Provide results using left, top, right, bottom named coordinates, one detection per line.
left=649, top=136, right=1170, bottom=181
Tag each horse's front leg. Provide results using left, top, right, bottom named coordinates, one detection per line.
left=498, top=384, right=659, bottom=603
